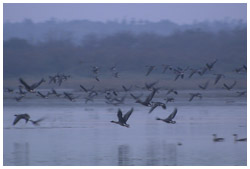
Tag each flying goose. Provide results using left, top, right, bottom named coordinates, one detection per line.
left=135, top=88, right=158, bottom=106
left=214, top=74, right=225, bottom=85
left=110, top=108, right=134, bottom=128
left=206, top=59, right=217, bottom=71
left=198, top=81, right=209, bottom=90
left=19, top=78, right=45, bottom=92
left=148, top=102, right=166, bottom=114
left=156, top=108, right=178, bottom=124
left=189, top=93, right=202, bottom=102
left=13, top=114, right=30, bottom=125
left=223, top=81, right=237, bottom=91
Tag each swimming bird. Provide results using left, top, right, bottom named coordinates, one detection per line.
left=13, top=114, right=30, bottom=125
left=212, top=134, right=224, bottom=142
left=19, top=78, right=45, bottom=92
left=156, top=108, right=178, bottom=124
left=113, top=72, right=120, bottom=78
left=110, top=108, right=134, bottom=128
left=198, top=81, right=209, bottom=90
left=233, top=134, right=247, bottom=142
left=148, top=102, right=166, bottom=114
left=223, top=81, right=237, bottom=91
left=214, top=74, right=225, bottom=85
left=189, top=93, right=202, bottom=102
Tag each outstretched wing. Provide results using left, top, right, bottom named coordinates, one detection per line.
left=29, top=117, right=46, bottom=126
left=117, top=109, right=125, bottom=123
left=31, top=78, right=45, bottom=90
left=145, top=88, right=157, bottom=103
left=19, top=78, right=31, bottom=90
left=80, top=85, right=88, bottom=92
left=165, top=108, right=178, bottom=121
left=13, top=116, right=22, bottom=125
left=230, top=81, right=237, bottom=89
left=189, top=94, right=195, bottom=102
left=123, top=108, right=133, bottom=123
left=223, top=83, right=230, bottom=90
left=148, top=104, right=158, bottom=114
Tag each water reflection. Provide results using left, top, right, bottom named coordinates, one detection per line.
left=145, top=141, right=177, bottom=166
left=13, top=142, right=29, bottom=166
left=118, top=144, right=130, bottom=166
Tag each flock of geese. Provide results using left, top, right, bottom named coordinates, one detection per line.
left=4, top=59, right=247, bottom=142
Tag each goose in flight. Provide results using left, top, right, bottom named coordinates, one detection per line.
left=5, top=88, right=14, bottom=93
left=13, top=114, right=30, bottom=125
left=198, top=67, right=208, bottom=76
left=16, top=86, right=27, bottom=96
left=80, top=85, right=95, bottom=93
left=198, top=81, right=209, bottom=90
left=122, top=85, right=132, bottom=92
left=145, top=80, right=159, bottom=90
left=110, top=108, right=134, bottom=128
left=15, top=95, right=25, bottom=102
left=236, top=91, right=247, bottom=97
left=233, top=134, right=247, bottom=142
left=206, top=59, right=217, bottom=71
left=148, top=101, right=166, bottom=114
left=36, top=91, right=49, bottom=99
left=135, top=88, right=158, bottom=106
left=156, top=108, right=178, bottom=124
left=189, top=93, right=202, bottom=102
left=214, top=74, right=225, bottom=85
left=63, top=92, right=77, bottom=102
left=212, top=134, right=224, bottom=142
left=19, top=78, right=45, bottom=92
left=130, top=93, right=143, bottom=100
left=223, top=81, right=237, bottom=91
left=166, top=89, right=178, bottom=95
left=164, top=97, right=175, bottom=103
left=162, top=64, right=172, bottom=73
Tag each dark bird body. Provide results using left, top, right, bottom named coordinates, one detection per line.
left=156, top=108, right=178, bottom=124
left=13, top=114, right=30, bottom=125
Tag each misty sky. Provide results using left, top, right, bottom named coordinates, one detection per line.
left=3, top=3, right=246, bottom=24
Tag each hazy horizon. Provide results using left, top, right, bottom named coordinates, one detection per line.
left=3, top=3, right=247, bottom=24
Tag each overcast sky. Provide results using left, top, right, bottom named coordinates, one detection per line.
left=3, top=3, right=247, bottom=24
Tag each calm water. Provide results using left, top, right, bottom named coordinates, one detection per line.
left=3, top=90, right=247, bottom=166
